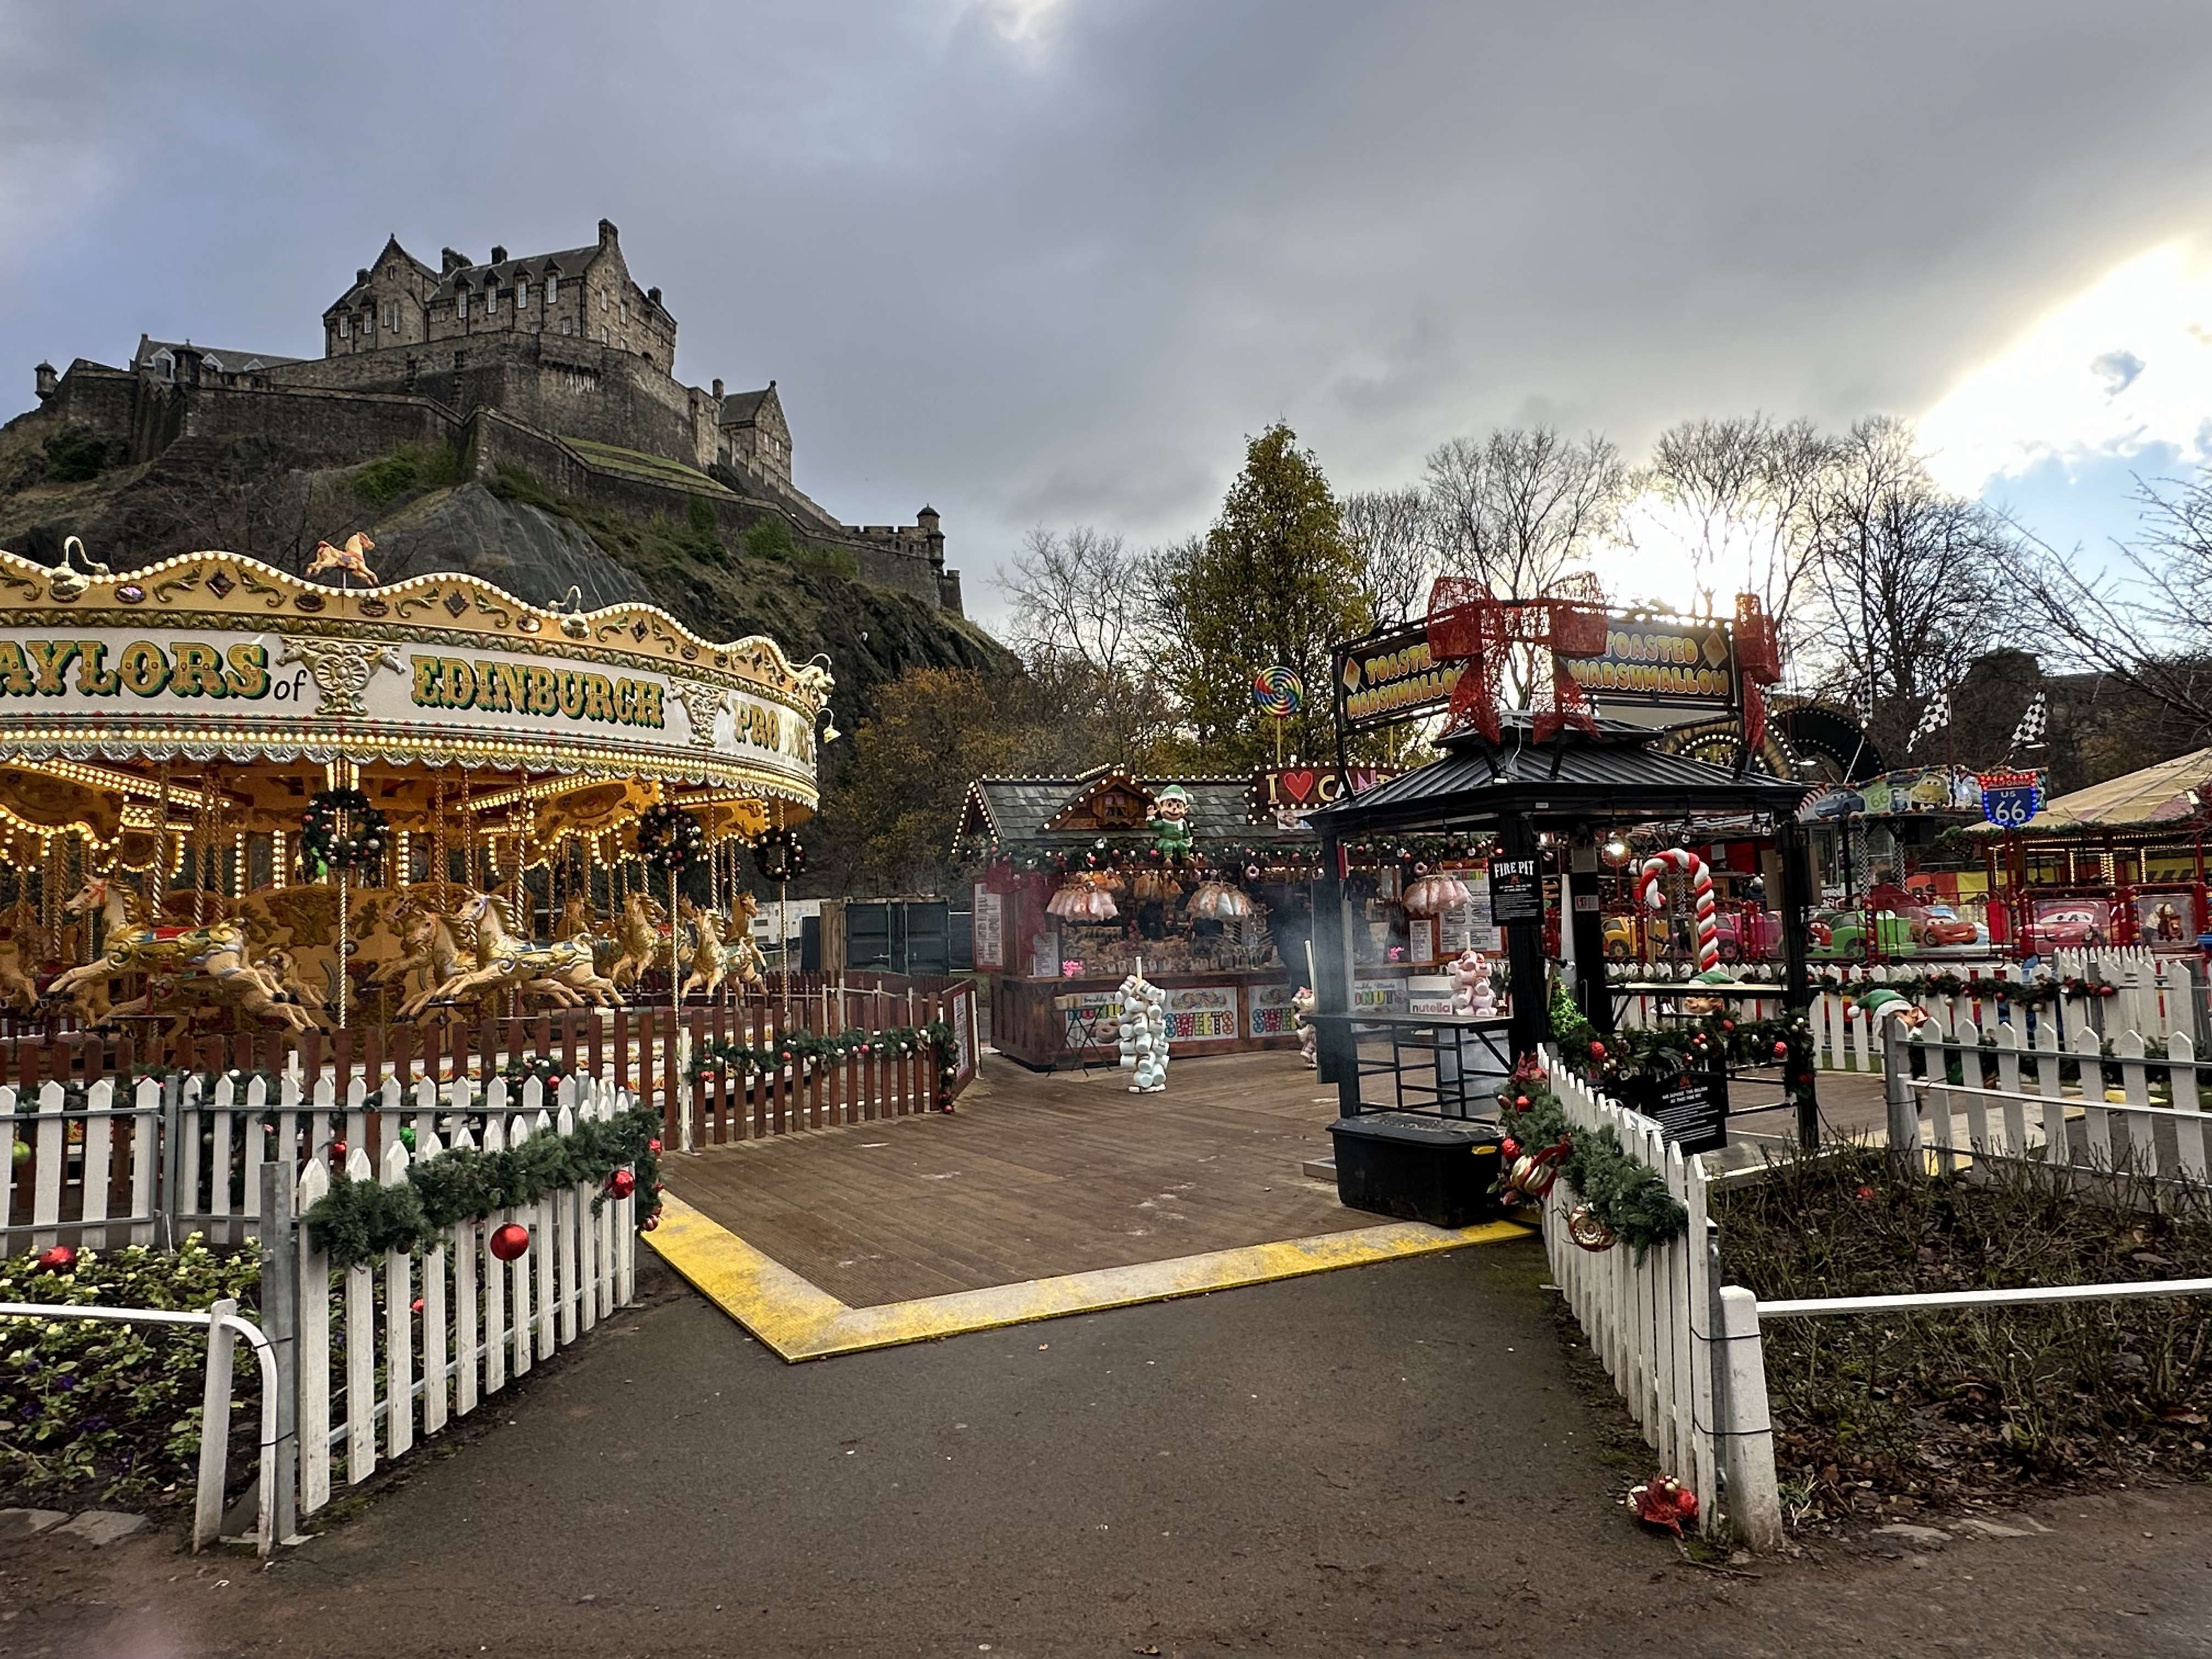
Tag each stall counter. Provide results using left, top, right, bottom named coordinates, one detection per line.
left=990, top=964, right=1421, bottom=1071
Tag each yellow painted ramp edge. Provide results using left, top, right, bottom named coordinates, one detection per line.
left=647, top=1192, right=1532, bottom=1362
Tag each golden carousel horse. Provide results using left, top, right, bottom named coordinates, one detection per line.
left=609, top=890, right=679, bottom=994
left=678, top=900, right=769, bottom=1001
left=394, top=889, right=619, bottom=1018
left=376, top=900, right=599, bottom=1014
left=45, top=873, right=314, bottom=1032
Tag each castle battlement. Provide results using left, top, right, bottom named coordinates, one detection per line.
left=26, top=221, right=961, bottom=611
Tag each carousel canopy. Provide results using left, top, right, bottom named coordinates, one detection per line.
left=1998, top=745, right=2212, bottom=833
left=0, top=540, right=831, bottom=859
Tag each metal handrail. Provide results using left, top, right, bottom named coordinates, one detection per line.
left=0, top=1299, right=276, bottom=1556
left=1759, top=1277, right=2212, bottom=1320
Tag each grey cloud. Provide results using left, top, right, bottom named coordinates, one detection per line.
left=4, top=1, right=2210, bottom=633
left=2092, top=349, right=2147, bottom=397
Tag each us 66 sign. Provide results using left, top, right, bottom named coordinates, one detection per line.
left=1977, top=769, right=2045, bottom=828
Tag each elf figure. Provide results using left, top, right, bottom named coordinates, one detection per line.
left=1147, top=784, right=1195, bottom=857
left=1293, top=984, right=1318, bottom=1068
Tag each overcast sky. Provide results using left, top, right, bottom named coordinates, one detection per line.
left=7, top=1, right=2212, bottom=626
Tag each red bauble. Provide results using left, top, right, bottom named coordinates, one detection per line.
left=409, top=1296, right=426, bottom=1314
left=1588, top=1041, right=1606, bottom=1060
left=1500, top=1137, right=1521, bottom=1159
left=330, top=1139, right=348, bottom=1158
left=1514, top=1094, right=1530, bottom=1108
left=35, top=1244, right=76, bottom=1272
left=1773, top=1040, right=1790, bottom=1058
left=647, top=1138, right=664, bottom=1154
left=607, top=1169, right=637, bottom=1200
left=641, top=1214, right=661, bottom=1233
left=489, top=1222, right=531, bottom=1262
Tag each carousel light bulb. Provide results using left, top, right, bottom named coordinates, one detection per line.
left=1601, top=835, right=1633, bottom=868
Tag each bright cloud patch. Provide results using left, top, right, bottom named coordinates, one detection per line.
left=1920, top=241, right=2212, bottom=498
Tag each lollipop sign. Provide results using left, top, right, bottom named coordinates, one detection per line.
left=1252, top=666, right=1305, bottom=719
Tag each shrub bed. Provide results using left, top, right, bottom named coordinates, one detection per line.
left=1716, top=1145, right=2212, bottom=1526
left=1, top=1235, right=261, bottom=1505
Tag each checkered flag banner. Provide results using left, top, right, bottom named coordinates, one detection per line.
left=2008, top=691, right=2049, bottom=753
left=1906, top=687, right=1952, bottom=752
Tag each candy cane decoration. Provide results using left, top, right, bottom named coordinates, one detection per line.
left=1638, top=849, right=1718, bottom=972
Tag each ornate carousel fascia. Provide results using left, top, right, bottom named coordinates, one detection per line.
left=0, top=541, right=832, bottom=709
left=0, top=538, right=834, bottom=853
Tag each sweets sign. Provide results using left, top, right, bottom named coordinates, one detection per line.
left=1248, top=765, right=1395, bottom=828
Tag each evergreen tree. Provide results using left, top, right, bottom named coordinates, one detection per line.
left=1154, top=424, right=1369, bottom=767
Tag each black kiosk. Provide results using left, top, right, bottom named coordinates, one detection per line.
left=1307, top=590, right=1822, bottom=1222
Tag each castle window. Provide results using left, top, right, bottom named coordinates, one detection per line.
left=620, top=300, right=629, bottom=324
left=546, top=274, right=559, bottom=306
left=457, top=292, right=468, bottom=324
left=384, top=302, right=399, bottom=332
left=337, top=315, right=348, bottom=340
left=151, top=349, right=173, bottom=380
left=516, top=279, right=529, bottom=309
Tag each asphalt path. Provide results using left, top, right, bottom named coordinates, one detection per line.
left=15, top=1241, right=2212, bottom=1657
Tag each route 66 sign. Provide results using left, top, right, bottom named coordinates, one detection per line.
left=1977, top=769, right=2044, bottom=828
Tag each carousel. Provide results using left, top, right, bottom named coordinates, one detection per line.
left=0, top=536, right=829, bottom=1046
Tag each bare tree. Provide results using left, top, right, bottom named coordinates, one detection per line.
left=2008, top=471, right=2212, bottom=744
left=1794, top=417, right=2021, bottom=763
left=1421, top=427, right=1630, bottom=696
left=1341, top=484, right=1437, bottom=629
left=1644, top=414, right=1835, bottom=622
left=1007, top=524, right=1176, bottom=758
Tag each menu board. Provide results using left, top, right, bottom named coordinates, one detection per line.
left=972, top=887, right=1004, bottom=970
left=1439, top=884, right=1502, bottom=955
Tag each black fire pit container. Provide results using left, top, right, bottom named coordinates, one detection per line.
left=1328, top=1113, right=1503, bottom=1228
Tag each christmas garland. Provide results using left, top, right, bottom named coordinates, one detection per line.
left=689, top=1020, right=958, bottom=1107
left=1547, top=981, right=1817, bottom=1113
left=1492, top=1060, right=1688, bottom=1259
left=1810, top=969, right=2115, bottom=1004
left=302, top=1102, right=663, bottom=1271
left=751, top=825, right=808, bottom=883
left=635, top=802, right=704, bottom=879
left=298, top=788, right=389, bottom=881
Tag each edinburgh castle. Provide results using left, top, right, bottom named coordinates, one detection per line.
left=25, top=219, right=961, bottom=610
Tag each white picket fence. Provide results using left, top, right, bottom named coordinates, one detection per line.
left=1885, top=1015, right=2212, bottom=1183
left=1539, top=1054, right=1786, bottom=1543
left=1810, top=953, right=2204, bottom=1076
left=288, top=1072, right=639, bottom=1522
left=3, top=1070, right=601, bottom=1251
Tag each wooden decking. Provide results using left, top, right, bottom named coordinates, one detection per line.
left=666, top=1049, right=1355, bottom=1307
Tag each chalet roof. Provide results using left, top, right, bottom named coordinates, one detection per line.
left=1311, top=718, right=1810, bottom=837
left=956, top=770, right=1296, bottom=850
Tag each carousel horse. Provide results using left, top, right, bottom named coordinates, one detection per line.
left=395, top=889, right=619, bottom=1017
left=609, top=890, right=678, bottom=994
left=379, top=901, right=594, bottom=1013
left=676, top=904, right=767, bottom=1001
left=45, top=873, right=313, bottom=1032
left=306, top=532, right=379, bottom=586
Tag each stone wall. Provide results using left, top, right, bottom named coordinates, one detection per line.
left=24, top=354, right=961, bottom=612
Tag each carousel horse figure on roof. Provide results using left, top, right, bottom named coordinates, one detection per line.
left=306, top=532, right=379, bottom=586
